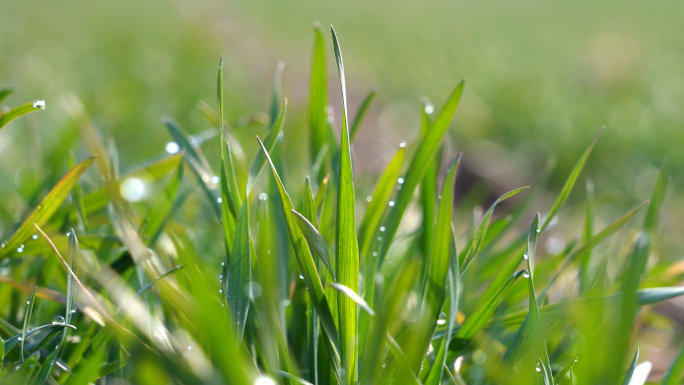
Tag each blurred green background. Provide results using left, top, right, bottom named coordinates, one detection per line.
left=1, top=0, right=684, bottom=375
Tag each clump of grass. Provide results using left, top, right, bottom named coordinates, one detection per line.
left=0, top=24, right=681, bottom=385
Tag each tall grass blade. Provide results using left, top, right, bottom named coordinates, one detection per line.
left=309, top=22, right=328, bottom=172
left=21, top=287, right=38, bottom=362
left=0, top=156, right=94, bottom=259
left=621, top=349, right=639, bottom=385
left=328, top=282, right=374, bottom=316
left=0, top=100, right=45, bottom=131
left=0, top=86, right=14, bottom=104
left=331, top=25, right=360, bottom=385
left=292, top=209, right=335, bottom=280
left=247, top=99, right=287, bottom=194
left=660, top=342, right=684, bottom=385
left=227, top=202, right=252, bottom=341
left=350, top=87, right=379, bottom=144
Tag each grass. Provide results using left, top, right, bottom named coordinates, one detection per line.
left=0, top=25, right=682, bottom=385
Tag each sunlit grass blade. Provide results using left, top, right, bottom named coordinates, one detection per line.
left=359, top=145, right=405, bottom=259
left=226, top=202, right=252, bottom=341
left=0, top=156, right=93, bottom=258
left=621, top=349, right=639, bottom=385
left=62, top=356, right=132, bottom=385
left=274, top=370, right=315, bottom=385
left=525, top=214, right=553, bottom=385
left=460, top=186, right=528, bottom=273
left=328, top=282, right=374, bottom=316
left=0, top=100, right=45, bottom=131
left=350, top=87, right=379, bottom=143
left=331, top=25, right=360, bottom=385
left=425, top=226, right=459, bottom=385
left=68, top=150, right=89, bottom=232
left=540, top=127, right=603, bottom=231
left=20, top=286, right=38, bottom=362
left=143, top=161, right=184, bottom=246
left=257, top=136, right=342, bottom=379
left=6, top=351, right=40, bottom=383
left=309, top=21, right=328, bottom=171
left=247, top=99, right=287, bottom=194
left=579, top=178, right=595, bottom=293
left=377, top=79, right=464, bottom=262
left=455, top=270, right=526, bottom=340
left=292, top=209, right=335, bottom=280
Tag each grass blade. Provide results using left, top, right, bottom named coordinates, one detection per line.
left=247, top=99, right=287, bottom=194
left=0, top=86, right=15, bottom=104
left=226, top=202, right=252, bottom=341
left=328, top=282, right=374, bottom=316
left=331, top=25, right=360, bottom=385
left=292, top=209, right=335, bottom=280
left=350, top=87, right=379, bottom=144
left=540, top=127, right=603, bottom=231
left=661, top=342, right=684, bottom=385
left=309, top=22, right=328, bottom=171
left=621, top=349, right=639, bottom=385
left=0, top=156, right=94, bottom=258
left=460, top=186, right=528, bottom=273
left=21, top=287, right=38, bottom=362
left=257, top=136, right=342, bottom=380
left=0, top=100, right=45, bottom=131
left=377, top=79, right=464, bottom=262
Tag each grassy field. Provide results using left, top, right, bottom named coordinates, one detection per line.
left=1, top=0, right=684, bottom=383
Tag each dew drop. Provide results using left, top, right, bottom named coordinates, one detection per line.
left=372, top=252, right=377, bottom=257
left=219, top=289, right=223, bottom=293
left=52, top=315, right=65, bottom=325
left=399, top=141, right=407, bottom=148
left=210, top=176, right=220, bottom=184
left=379, top=226, right=385, bottom=232
left=31, top=234, right=39, bottom=240
left=424, top=103, right=434, bottom=114
left=366, top=196, right=372, bottom=202
left=283, top=299, right=291, bottom=307
left=18, top=337, right=23, bottom=341
left=71, top=308, right=77, bottom=314
left=523, top=254, right=529, bottom=260
left=299, top=275, right=304, bottom=280
left=436, top=318, right=446, bottom=325
left=536, top=228, right=541, bottom=233
left=377, top=236, right=382, bottom=241
left=120, top=177, right=147, bottom=202
left=254, top=375, right=277, bottom=385
left=33, top=100, right=46, bottom=110
left=258, top=193, right=268, bottom=201
left=397, top=177, right=404, bottom=184
left=388, top=201, right=395, bottom=207
left=221, top=261, right=225, bottom=266
left=523, top=271, right=530, bottom=279
left=165, top=142, right=180, bottom=154
left=0, top=243, right=4, bottom=248
left=245, top=282, right=262, bottom=299
left=17, top=245, right=24, bottom=253
left=217, top=197, right=223, bottom=203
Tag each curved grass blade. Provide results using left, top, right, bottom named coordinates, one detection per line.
left=3, top=323, right=77, bottom=357
left=0, top=100, right=45, bottom=131
left=621, top=349, right=639, bottom=385
left=143, top=162, right=184, bottom=247
left=541, top=127, right=603, bottom=231
left=257, top=137, right=341, bottom=380
left=247, top=99, right=287, bottom=194
left=0, top=157, right=94, bottom=258
left=331, top=25, right=360, bottom=385
left=377, top=79, right=465, bottom=262
left=292, top=209, right=335, bottom=280
left=350, top=87, right=379, bottom=144
left=226, top=202, right=252, bottom=341
left=660, top=342, right=684, bottom=385
left=460, top=186, right=528, bottom=274
left=117, top=265, right=185, bottom=316
left=6, top=351, right=40, bottom=384
left=328, top=282, right=374, bottom=316
left=21, top=287, right=38, bottom=362
left=553, top=356, right=580, bottom=383
left=309, top=22, right=328, bottom=171
left=456, top=270, right=526, bottom=340
left=63, top=356, right=132, bottom=385
left=68, top=150, right=89, bottom=232
left=274, top=370, right=315, bottom=385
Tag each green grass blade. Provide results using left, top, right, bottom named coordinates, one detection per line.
left=0, top=100, right=45, bottom=131
left=0, top=86, right=15, bottom=104
left=247, top=99, right=287, bottom=194
left=274, top=370, right=315, bottom=385
left=525, top=214, right=554, bottom=385
left=6, top=352, right=40, bottom=384
left=292, top=209, right=335, bottom=281
left=0, top=156, right=94, bottom=258
left=226, top=202, right=252, bottom=341
left=661, top=342, right=684, bottom=385
left=257, top=136, right=342, bottom=380
left=456, top=270, right=526, bottom=340
left=68, top=150, right=89, bottom=232
left=644, top=168, right=668, bottom=236
left=378, top=79, right=464, bottom=262
left=331, top=25, right=360, bottom=385
left=21, top=287, right=38, bottom=362
left=460, top=186, right=528, bottom=274
left=621, top=349, right=639, bottom=385
left=328, top=282, right=374, bottom=316
left=423, top=154, right=461, bottom=319
left=309, top=22, right=328, bottom=170
left=579, top=178, right=595, bottom=293
left=540, top=128, right=603, bottom=231
left=637, top=287, right=684, bottom=304
left=143, top=161, right=184, bottom=246
left=350, top=87, right=379, bottom=144
left=359, top=145, right=405, bottom=259
left=425, top=226, right=459, bottom=385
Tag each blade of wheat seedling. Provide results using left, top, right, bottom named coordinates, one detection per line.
left=331, top=25, right=361, bottom=385
left=292, top=209, right=335, bottom=280
left=541, top=127, right=603, bottom=232
left=0, top=100, right=45, bottom=131
left=661, top=342, right=684, bottom=385
left=579, top=178, right=595, bottom=293
left=6, top=352, right=41, bottom=383
left=349, top=87, right=379, bottom=144
left=0, top=156, right=94, bottom=259
left=460, top=186, right=528, bottom=274
left=257, top=136, right=342, bottom=381
left=328, top=282, right=374, bottom=316
left=68, top=149, right=89, bottom=232
left=247, top=99, right=287, bottom=194
left=0, top=86, right=15, bottom=104
left=20, top=287, right=38, bottom=362
left=143, top=161, right=184, bottom=247
left=377, top=79, right=464, bottom=263
left=621, top=349, right=639, bottom=385
left=309, top=22, right=328, bottom=176
left=226, top=202, right=252, bottom=341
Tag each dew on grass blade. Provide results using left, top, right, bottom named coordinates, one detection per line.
left=165, top=141, right=180, bottom=154
left=120, top=177, right=146, bottom=202
left=258, top=193, right=268, bottom=201
left=33, top=100, right=46, bottom=110
left=52, top=315, right=65, bottom=325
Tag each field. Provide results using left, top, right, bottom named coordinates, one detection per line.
left=1, top=0, right=683, bottom=384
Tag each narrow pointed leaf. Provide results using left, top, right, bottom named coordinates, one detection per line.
left=350, top=87, right=379, bottom=144
left=21, top=287, right=38, bottom=362
left=0, top=86, right=15, bottom=104
left=226, top=202, right=252, bottom=341
left=0, top=100, right=45, bottom=131
left=292, top=209, right=335, bottom=280
left=247, top=99, right=287, bottom=194
left=328, top=282, right=374, bottom=316
left=621, top=349, right=639, bottom=385
left=0, top=157, right=94, bottom=258
left=309, top=22, right=328, bottom=168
